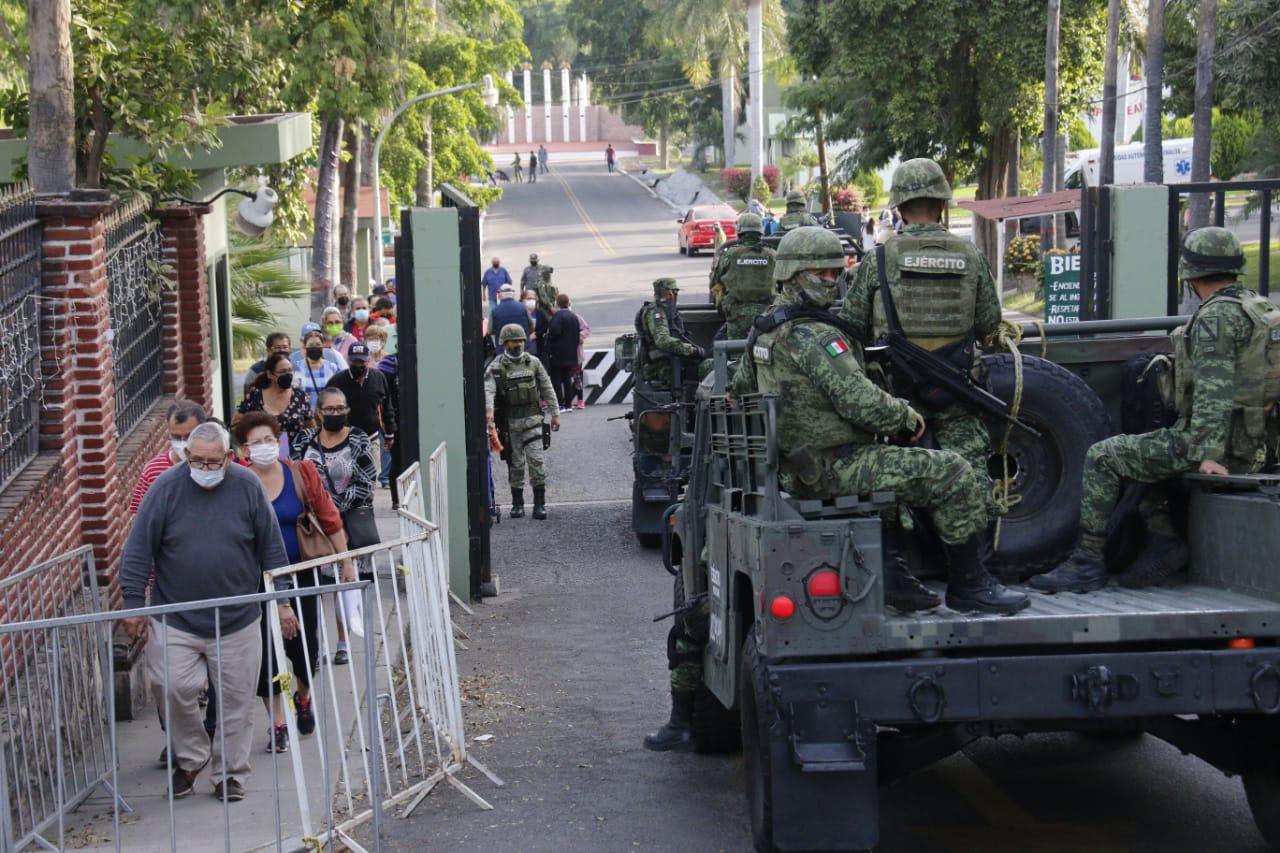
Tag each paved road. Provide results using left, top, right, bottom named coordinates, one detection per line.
left=383, top=406, right=1270, bottom=853
left=481, top=162, right=716, bottom=345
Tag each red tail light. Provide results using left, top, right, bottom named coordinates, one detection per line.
left=770, top=594, right=795, bottom=620
left=807, top=569, right=841, bottom=598
left=1229, top=638, right=1256, bottom=649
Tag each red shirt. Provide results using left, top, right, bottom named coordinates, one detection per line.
left=130, top=451, right=178, bottom=514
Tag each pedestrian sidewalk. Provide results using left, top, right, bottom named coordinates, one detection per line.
left=63, top=489, right=403, bottom=853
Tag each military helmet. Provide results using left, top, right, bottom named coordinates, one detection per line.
left=889, top=158, right=952, bottom=207
left=785, top=190, right=806, bottom=208
left=774, top=226, right=845, bottom=283
left=539, top=266, right=554, bottom=280
left=498, top=323, right=527, bottom=344
left=1179, top=226, right=1245, bottom=280
left=653, top=277, right=679, bottom=295
left=736, top=212, right=764, bottom=235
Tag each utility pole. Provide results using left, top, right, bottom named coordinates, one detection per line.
left=1143, top=0, right=1166, bottom=183
left=1040, top=0, right=1061, bottom=245
left=1099, top=0, right=1121, bottom=187
left=1188, top=0, right=1216, bottom=229
left=815, top=111, right=830, bottom=215
left=747, top=0, right=764, bottom=184
left=27, top=0, right=75, bottom=192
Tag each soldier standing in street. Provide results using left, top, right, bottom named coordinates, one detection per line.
left=776, top=190, right=819, bottom=233
left=839, top=158, right=1003, bottom=530
left=709, top=212, right=776, bottom=339
left=635, top=278, right=709, bottom=389
left=535, top=266, right=558, bottom=316
left=485, top=324, right=560, bottom=520
left=1031, top=227, right=1279, bottom=592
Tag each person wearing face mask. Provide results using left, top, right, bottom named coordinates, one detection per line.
left=489, top=283, right=530, bottom=351
left=234, top=352, right=312, bottom=457
left=482, top=257, right=512, bottom=308
left=326, top=343, right=397, bottom=483
left=291, top=388, right=381, bottom=664
left=520, top=252, right=541, bottom=294
left=485, top=324, right=560, bottom=520
left=345, top=296, right=372, bottom=341
left=365, top=326, right=400, bottom=491
left=332, top=284, right=351, bottom=319
left=321, top=306, right=356, bottom=359
left=233, top=413, right=354, bottom=754
left=130, top=401, right=207, bottom=514
left=119, top=422, right=293, bottom=802
left=635, top=278, right=709, bottom=389
left=291, top=327, right=347, bottom=409
left=241, top=332, right=291, bottom=402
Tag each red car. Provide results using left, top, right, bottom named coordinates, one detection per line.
left=677, top=205, right=737, bottom=256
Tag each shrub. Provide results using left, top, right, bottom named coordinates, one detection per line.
left=852, top=170, right=883, bottom=208
left=751, top=176, right=772, bottom=205
left=761, top=165, right=780, bottom=193
left=831, top=186, right=863, bottom=211
left=1004, top=235, right=1042, bottom=275
left=720, top=168, right=752, bottom=201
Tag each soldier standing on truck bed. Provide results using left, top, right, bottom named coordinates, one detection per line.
left=1031, top=226, right=1280, bottom=593
left=635, top=278, right=710, bottom=388
left=839, top=157, right=1003, bottom=534
left=709, top=212, right=776, bottom=339
left=485, top=324, right=560, bottom=520
left=776, top=190, right=819, bottom=234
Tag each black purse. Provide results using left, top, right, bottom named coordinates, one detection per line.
left=314, top=438, right=382, bottom=550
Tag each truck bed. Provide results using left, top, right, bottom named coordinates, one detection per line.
left=879, top=582, right=1280, bottom=653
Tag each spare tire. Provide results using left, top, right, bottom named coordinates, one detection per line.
left=982, top=353, right=1112, bottom=579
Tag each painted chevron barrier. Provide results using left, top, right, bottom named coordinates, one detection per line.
left=582, top=348, right=634, bottom=405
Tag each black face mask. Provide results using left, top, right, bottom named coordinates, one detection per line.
left=337, top=296, right=350, bottom=306
left=322, top=413, right=348, bottom=432
left=350, top=364, right=367, bottom=378
left=275, top=373, right=293, bottom=390
left=305, top=346, right=324, bottom=361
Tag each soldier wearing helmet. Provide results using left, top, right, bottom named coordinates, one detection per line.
left=485, top=323, right=560, bottom=520
left=776, top=189, right=819, bottom=234
left=1031, top=226, right=1279, bottom=593
left=839, top=157, right=1004, bottom=541
left=708, top=212, right=777, bottom=338
left=634, top=278, right=710, bottom=389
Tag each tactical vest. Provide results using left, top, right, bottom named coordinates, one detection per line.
left=871, top=230, right=979, bottom=350
left=497, top=357, right=542, bottom=418
left=720, top=244, right=777, bottom=305
left=1172, top=290, right=1280, bottom=426
left=776, top=211, right=817, bottom=233
left=635, top=299, right=686, bottom=362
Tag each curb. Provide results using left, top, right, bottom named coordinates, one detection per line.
left=618, top=163, right=686, bottom=214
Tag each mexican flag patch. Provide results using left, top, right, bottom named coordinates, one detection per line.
left=824, top=339, right=849, bottom=358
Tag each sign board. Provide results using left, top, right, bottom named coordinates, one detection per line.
left=1044, top=253, right=1082, bottom=324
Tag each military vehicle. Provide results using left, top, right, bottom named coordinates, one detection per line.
left=663, top=317, right=1280, bottom=852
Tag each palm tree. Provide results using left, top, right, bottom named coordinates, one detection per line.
left=229, top=237, right=310, bottom=358
left=647, top=0, right=785, bottom=168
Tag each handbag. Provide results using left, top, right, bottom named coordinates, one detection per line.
left=341, top=504, right=381, bottom=549
left=289, top=461, right=338, bottom=561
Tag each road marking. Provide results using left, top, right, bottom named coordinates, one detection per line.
left=553, top=170, right=616, bottom=256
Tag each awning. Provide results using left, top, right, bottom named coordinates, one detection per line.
left=957, top=189, right=1081, bottom=222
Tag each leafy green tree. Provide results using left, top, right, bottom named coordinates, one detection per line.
left=1165, top=109, right=1260, bottom=179
left=229, top=234, right=310, bottom=357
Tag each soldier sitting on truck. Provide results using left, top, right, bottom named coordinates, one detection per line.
left=709, top=212, right=777, bottom=339
left=1031, top=226, right=1280, bottom=593
left=635, top=278, right=711, bottom=390
left=776, top=190, right=819, bottom=234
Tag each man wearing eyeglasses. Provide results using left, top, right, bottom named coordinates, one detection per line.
left=120, top=421, right=294, bottom=804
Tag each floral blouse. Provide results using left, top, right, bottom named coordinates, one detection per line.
left=238, top=386, right=312, bottom=448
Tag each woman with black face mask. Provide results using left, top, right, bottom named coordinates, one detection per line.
left=292, top=329, right=346, bottom=409
left=233, top=352, right=313, bottom=458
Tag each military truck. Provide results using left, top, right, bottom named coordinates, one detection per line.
left=664, top=318, right=1280, bottom=852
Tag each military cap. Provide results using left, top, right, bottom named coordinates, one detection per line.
left=498, top=323, right=528, bottom=343
left=774, top=226, right=845, bottom=282
left=1179, top=226, right=1245, bottom=280
left=653, top=277, right=679, bottom=294
left=736, top=212, right=764, bottom=235
left=889, top=158, right=952, bottom=207
left=785, top=190, right=806, bottom=208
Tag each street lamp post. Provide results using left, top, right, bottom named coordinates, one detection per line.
left=372, top=76, right=500, bottom=284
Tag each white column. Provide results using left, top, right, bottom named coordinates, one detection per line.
left=522, top=66, right=533, bottom=143
left=561, top=65, right=571, bottom=142
left=542, top=66, right=553, bottom=142
left=747, top=0, right=764, bottom=182
left=506, top=70, right=516, bottom=144
left=578, top=73, right=588, bottom=142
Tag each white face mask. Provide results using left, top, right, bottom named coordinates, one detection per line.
left=367, top=340, right=383, bottom=354
left=525, top=299, right=536, bottom=310
left=248, top=442, right=280, bottom=466
left=170, top=438, right=188, bottom=457
left=190, top=465, right=226, bottom=490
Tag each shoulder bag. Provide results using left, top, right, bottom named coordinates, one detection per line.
left=313, top=441, right=382, bottom=549
left=288, top=461, right=339, bottom=561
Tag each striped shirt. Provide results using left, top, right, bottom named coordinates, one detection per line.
left=129, top=451, right=178, bottom=514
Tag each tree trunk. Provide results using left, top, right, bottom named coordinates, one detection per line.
left=1188, top=0, right=1216, bottom=229
left=1040, top=0, right=1060, bottom=240
left=340, top=122, right=361, bottom=291
left=26, top=0, right=75, bottom=193
left=720, top=66, right=736, bottom=167
left=415, top=113, right=434, bottom=207
left=1143, top=0, right=1166, bottom=184
left=660, top=119, right=670, bottom=170
left=816, top=113, right=830, bottom=214
left=360, top=123, right=374, bottom=186
left=1054, top=133, right=1067, bottom=249
left=1006, top=129, right=1020, bottom=248
left=1099, top=0, right=1121, bottom=186
left=974, top=127, right=1011, bottom=274
left=312, top=116, right=345, bottom=317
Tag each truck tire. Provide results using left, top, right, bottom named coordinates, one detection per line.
left=740, top=625, right=777, bottom=853
left=982, top=353, right=1111, bottom=580
left=1245, top=768, right=1280, bottom=848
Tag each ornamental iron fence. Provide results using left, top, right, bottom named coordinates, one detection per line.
left=104, top=200, right=165, bottom=435
left=0, top=184, right=41, bottom=487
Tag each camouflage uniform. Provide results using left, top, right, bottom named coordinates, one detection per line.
left=534, top=266, right=558, bottom=315
left=838, top=158, right=1002, bottom=521
left=710, top=213, right=777, bottom=338
left=776, top=190, right=819, bottom=233
left=636, top=279, right=710, bottom=387
left=485, top=335, right=557, bottom=490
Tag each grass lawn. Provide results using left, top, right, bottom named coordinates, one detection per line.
left=1003, top=288, right=1045, bottom=317
left=1240, top=242, right=1280, bottom=292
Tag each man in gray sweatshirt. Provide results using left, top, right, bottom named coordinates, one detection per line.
left=120, top=422, right=294, bottom=802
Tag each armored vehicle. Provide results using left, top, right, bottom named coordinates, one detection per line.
left=665, top=318, right=1280, bottom=852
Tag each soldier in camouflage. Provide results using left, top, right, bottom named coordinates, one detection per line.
left=534, top=265, right=558, bottom=316
left=776, top=190, right=819, bottom=234
left=839, top=158, right=1003, bottom=529
left=635, top=278, right=710, bottom=388
left=709, top=212, right=777, bottom=338
left=485, top=324, right=560, bottom=520
left=1031, top=227, right=1278, bottom=592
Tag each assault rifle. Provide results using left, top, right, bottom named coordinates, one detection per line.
left=493, top=375, right=513, bottom=462
left=871, top=245, right=1041, bottom=439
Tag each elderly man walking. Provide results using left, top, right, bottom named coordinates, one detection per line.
left=120, top=422, right=294, bottom=803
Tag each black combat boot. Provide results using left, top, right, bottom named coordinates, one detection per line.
left=1117, top=533, right=1189, bottom=589
left=532, top=486, right=548, bottom=520
left=643, top=690, right=694, bottom=752
left=509, top=489, right=525, bottom=519
left=883, top=528, right=940, bottom=612
left=1029, top=547, right=1109, bottom=593
left=944, top=536, right=1031, bottom=615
